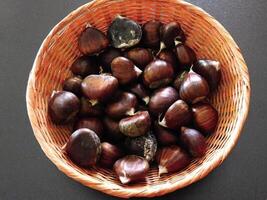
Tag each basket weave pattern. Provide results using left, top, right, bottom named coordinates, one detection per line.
left=26, top=0, right=250, bottom=198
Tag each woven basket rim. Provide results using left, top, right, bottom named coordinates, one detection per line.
left=26, top=0, right=251, bottom=198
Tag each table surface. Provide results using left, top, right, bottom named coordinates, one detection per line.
left=1, top=0, right=266, bottom=199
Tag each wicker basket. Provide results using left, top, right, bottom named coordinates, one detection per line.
left=26, top=0, right=250, bottom=198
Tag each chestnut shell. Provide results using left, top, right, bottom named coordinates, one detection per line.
left=125, top=48, right=153, bottom=69
left=70, top=56, right=99, bottom=77
left=63, top=76, right=82, bottom=96
left=142, top=20, right=162, bottom=48
left=98, top=48, right=121, bottom=72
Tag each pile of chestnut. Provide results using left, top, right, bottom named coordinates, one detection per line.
left=48, top=15, right=221, bottom=184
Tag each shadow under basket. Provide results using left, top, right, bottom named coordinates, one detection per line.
left=26, top=0, right=250, bottom=198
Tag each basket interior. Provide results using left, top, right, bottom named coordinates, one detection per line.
left=27, top=0, right=250, bottom=197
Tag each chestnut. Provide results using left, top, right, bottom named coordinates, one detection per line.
left=142, top=20, right=162, bottom=48
left=157, top=49, right=178, bottom=69
left=111, top=57, right=142, bottom=85
left=103, top=117, right=125, bottom=143
left=74, top=117, right=104, bottom=139
left=143, top=59, right=174, bottom=89
left=180, top=127, right=207, bottom=157
left=156, top=145, right=191, bottom=175
left=119, top=111, right=151, bottom=137
left=48, top=91, right=80, bottom=124
left=149, top=86, right=179, bottom=116
left=78, top=27, right=109, bottom=55
left=105, top=92, right=138, bottom=119
left=114, top=155, right=149, bottom=184
left=66, top=128, right=101, bottom=167
left=70, top=56, right=99, bottom=77
left=81, top=74, right=119, bottom=104
left=179, top=71, right=210, bottom=104
left=79, top=97, right=104, bottom=117
left=63, top=76, right=82, bottom=96
left=108, top=15, right=142, bottom=49
left=128, top=83, right=150, bottom=105
left=99, top=142, right=124, bottom=168
left=154, top=122, right=178, bottom=146
left=98, top=47, right=121, bottom=72
left=125, top=133, right=157, bottom=161
left=124, top=48, right=153, bottom=69
left=173, top=71, right=188, bottom=91
left=159, top=100, right=192, bottom=130
left=192, top=103, right=218, bottom=135
left=193, top=59, right=221, bottom=91
left=175, top=43, right=196, bottom=70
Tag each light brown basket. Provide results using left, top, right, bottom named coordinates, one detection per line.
left=26, top=0, right=250, bottom=198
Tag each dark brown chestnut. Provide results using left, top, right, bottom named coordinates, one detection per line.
left=99, top=142, right=124, bottom=168
left=159, top=100, right=192, bottom=130
left=180, top=127, right=207, bottom=157
left=63, top=76, right=82, bottom=96
left=156, top=145, right=191, bottom=175
left=175, top=43, right=196, bottom=70
left=124, top=48, right=153, bottom=69
left=158, top=49, right=178, bottom=69
left=160, top=22, right=185, bottom=49
left=114, top=155, right=149, bottom=184
left=192, top=103, right=218, bottom=135
left=70, top=56, right=99, bottom=77
left=193, top=59, right=221, bottom=91
left=105, top=92, right=138, bottom=119
left=108, top=15, right=142, bottom=49
left=149, top=86, right=179, bottom=116
left=128, top=83, right=150, bottom=105
left=125, top=133, right=157, bottom=161
left=98, top=47, right=121, bottom=72
left=179, top=71, right=210, bottom=104
left=143, top=59, right=174, bottom=89
left=66, top=128, right=101, bottom=167
left=154, top=122, right=178, bottom=146
left=173, top=71, right=188, bottom=91
left=119, top=111, right=151, bottom=137
left=74, top=117, right=104, bottom=139
left=81, top=74, right=119, bottom=104
left=48, top=91, right=80, bottom=124
left=111, top=57, right=142, bottom=85
left=79, top=97, right=103, bottom=117
left=142, top=20, right=162, bottom=48
left=103, top=117, right=125, bottom=143
left=78, top=27, right=109, bottom=55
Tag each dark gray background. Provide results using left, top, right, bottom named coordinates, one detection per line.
left=0, top=0, right=266, bottom=199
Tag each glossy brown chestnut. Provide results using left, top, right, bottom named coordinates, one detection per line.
left=154, top=122, right=178, bottom=146
left=179, top=71, right=210, bottom=104
left=119, top=111, right=151, bottom=137
left=159, top=100, right=192, bottom=130
left=63, top=76, right=82, bottom=96
left=98, top=48, right=121, bottom=72
left=173, top=71, right=188, bottom=91
left=66, top=128, right=101, bottom=167
left=143, top=59, right=174, bottom=89
left=99, top=142, right=124, bottom=168
left=125, top=133, right=157, bottom=161
left=78, top=27, right=109, bottom=55
left=142, top=20, right=162, bottom=48
left=81, top=74, right=119, bottom=104
left=128, top=83, right=150, bottom=105
left=108, top=15, right=142, bottom=49
left=125, top=48, right=153, bottom=69
left=180, top=127, right=207, bottom=157
left=79, top=97, right=103, bottom=117
left=105, top=92, right=138, bottom=119
left=70, top=56, right=99, bottom=77
left=158, top=49, right=178, bottom=69
left=111, top=57, right=142, bottom=85
left=175, top=43, right=196, bottom=69
left=193, top=59, right=221, bottom=91
left=192, top=103, right=218, bottom=135
left=103, top=117, right=125, bottom=143
left=156, top=145, right=191, bottom=175
left=74, top=117, right=104, bottom=139
left=48, top=91, right=80, bottom=124
left=149, top=86, right=179, bottom=116
left=114, top=155, right=149, bottom=184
